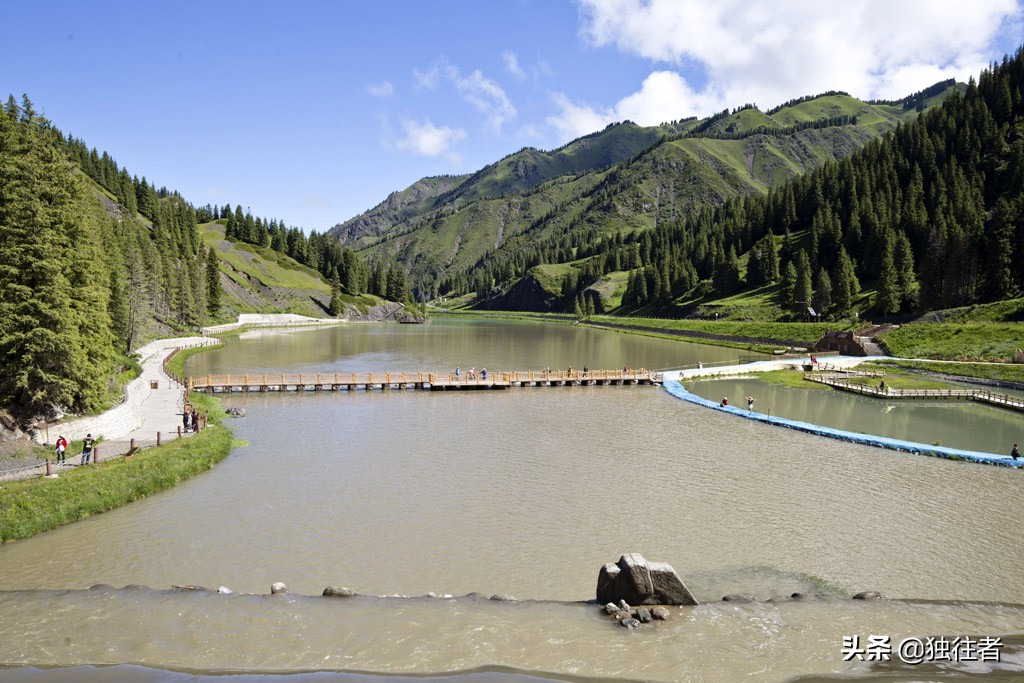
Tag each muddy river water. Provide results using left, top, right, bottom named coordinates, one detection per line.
left=1, top=318, right=1022, bottom=682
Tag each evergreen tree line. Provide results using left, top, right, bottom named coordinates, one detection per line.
left=0, top=96, right=220, bottom=420
left=688, top=115, right=858, bottom=141
left=438, top=47, right=1024, bottom=319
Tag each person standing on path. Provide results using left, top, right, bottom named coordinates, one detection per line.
left=1013, top=443, right=1021, bottom=460
left=81, top=434, right=94, bottom=465
left=747, top=396, right=755, bottom=411
left=55, top=436, right=67, bottom=465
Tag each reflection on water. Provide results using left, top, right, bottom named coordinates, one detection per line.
left=1, top=318, right=1022, bottom=681
left=686, top=377, right=1024, bottom=455
left=187, top=317, right=749, bottom=376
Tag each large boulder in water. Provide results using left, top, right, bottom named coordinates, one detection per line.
left=596, top=553, right=698, bottom=606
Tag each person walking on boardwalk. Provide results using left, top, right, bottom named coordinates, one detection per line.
left=1013, top=443, right=1021, bottom=460
left=55, top=435, right=67, bottom=465
left=747, top=396, right=755, bottom=411
left=81, top=434, right=94, bottom=465
left=455, top=366, right=461, bottom=379
left=191, top=410, right=200, bottom=433
left=183, top=409, right=192, bottom=433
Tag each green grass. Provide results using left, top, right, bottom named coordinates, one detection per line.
left=198, top=222, right=331, bottom=293
left=164, top=339, right=226, bottom=384
left=914, top=297, right=1024, bottom=323
left=0, top=421, right=232, bottom=542
left=879, top=359, right=1024, bottom=384
left=842, top=363, right=954, bottom=391
left=529, top=263, right=575, bottom=295
left=588, top=315, right=851, bottom=345
left=879, top=323, right=1024, bottom=361
left=751, top=369, right=833, bottom=390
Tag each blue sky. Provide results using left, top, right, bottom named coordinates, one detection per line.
left=4, top=0, right=1022, bottom=232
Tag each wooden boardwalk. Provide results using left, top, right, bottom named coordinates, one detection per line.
left=188, top=369, right=661, bottom=393
left=805, top=373, right=1024, bottom=413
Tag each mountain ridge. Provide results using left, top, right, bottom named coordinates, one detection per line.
left=329, top=82, right=961, bottom=296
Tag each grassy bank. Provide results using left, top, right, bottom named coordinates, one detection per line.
left=878, top=323, right=1024, bottom=361
left=0, top=394, right=232, bottom=542
left=879, top=359, right=1024, bottom=384
left=164, top=338, right=227, bottom=382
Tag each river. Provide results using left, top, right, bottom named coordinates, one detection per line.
left=0, top=317, right=1021, bottom=682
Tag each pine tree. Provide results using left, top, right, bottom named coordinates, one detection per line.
left=832, top=248, right=858, bottom=316
left=812, top=268, right=832, bottom=318
left=108, top=267, right=130, bottom=354
left=0, top=97, right=112, bottom=418
left=329, top=268, right=342, bottom=316
left=780, top=261, right=797, bottom=309
left=206, top=246, right=221, bottom=316
left=794, top=250, right=813, bottom=316
left=877, top=241, right=902, bottom=315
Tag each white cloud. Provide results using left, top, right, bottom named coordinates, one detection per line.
left=446, top=65, right=517, bottom=133
left=367, top=81, right=395, bottom=98
left=561, top=0, right=1023, bottom=138
left=503, top=50, right=526, bottom=79
left=413, top=64, right=441, bottom=90
left=395, top=118, right=466, bottom=159
left=548, top=71, right=722, bottom=141
left=547, top=92, right=613, bottom=141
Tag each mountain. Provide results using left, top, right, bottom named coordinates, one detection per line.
left=328, top=81, right=961, bottom=299
left=449, top=50, right=1024, bottom=321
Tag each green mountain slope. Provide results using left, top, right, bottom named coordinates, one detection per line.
left=329, top=83, right=960, bottom=296
left=199, top=221, right=330, bottom=317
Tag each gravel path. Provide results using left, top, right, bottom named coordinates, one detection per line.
left=0, top=336, right=219, bottom=483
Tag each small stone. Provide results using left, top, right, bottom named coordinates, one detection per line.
left=618, top=599, right=631, bottom=612
left=612, top=610, right=631, bottom=621
left=426, top=592, right=438, bottom=598
left=271, top=582, right=287, bottom=595
left=489, top=594, right=517, bottom=602
left=722, top=594, right=756, bottom=603
left=217, top=586, right=233, bottom=594
left=651, top=607, right=670, bottom=620
left=620, top=618, right=641, bottom=629
left=852, top=591, right=884, bottom=600
left=636, top=607, right=652, bottom=623
left=322, top=586, right=357, bottom=598
left=604, top=602, right=619, bottom=615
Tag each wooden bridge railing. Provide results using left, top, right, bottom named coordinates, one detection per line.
left=805, top=374, right=1024, bottom=410
left=188, top=369, right=658, bottom=389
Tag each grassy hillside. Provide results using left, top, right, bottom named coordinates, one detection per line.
left=198, top=221, right=380, bottom=318
left=331, top=83, right=960, bottom=296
